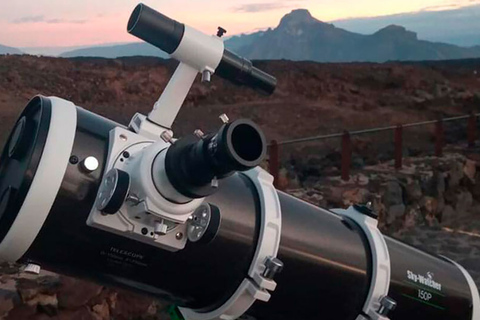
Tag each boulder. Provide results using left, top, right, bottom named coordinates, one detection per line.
left=405, top=181, right=422, bottom=203
left=386, top=204, right=406, bottom=225
left=464, top=159, right=477, bottom=182
left=441, top=205, right=457, bottom=225
left=57, top=276, right=103, bottom=309
left=342, top=188, right=370, bottom=206
left=384, top=180, right=404, bottom=207
left=455, top=191, right=474, bottom=215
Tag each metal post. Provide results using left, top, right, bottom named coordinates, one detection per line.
left=341, top=131, right=351, bottom=181
left=269, top=140, right=280, bottom=189
left=468, top=113, right=476, bottom=147
left=394, top=125, right=403, bottom=169
left=435, top=120, right=444, bottom=157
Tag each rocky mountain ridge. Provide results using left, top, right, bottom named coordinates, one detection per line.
left=0, top=44, right=22, bottom=55
left=56, top=9, right=480, bottom=62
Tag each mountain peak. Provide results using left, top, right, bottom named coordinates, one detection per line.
left=374, top=25, right=417, bottom=40
left=279, top=9, right=319, bottom=26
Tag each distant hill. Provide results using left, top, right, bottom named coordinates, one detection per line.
left=229, top=9, right=480, bottom=62
left=60, top=42, right=168, bottom=59
left=0, top=44, right=22, bottom=55
left=58, top=9, right=480, bottom=62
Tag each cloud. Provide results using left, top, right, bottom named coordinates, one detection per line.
left=46, top=19, right=87, bottom=24
left=419, top=3, right=463, bottom=12
left=12, top=15, right=87, bottom=24
left=233, top=2, right=290, bottom=13
left=12, top=15, right=45, bottom=24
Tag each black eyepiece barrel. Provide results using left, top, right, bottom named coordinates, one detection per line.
left=127, top=3, right=185, bottom=54
left=165, top=119, right=266, bottom=198
left=127, top=3, right=277, bottom=95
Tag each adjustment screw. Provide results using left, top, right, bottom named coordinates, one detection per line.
left=194, top=129, right=205, bottom=139
left=263, top=256, right=284, bottom=280
left=219, top=114, right=229, bottom=124
left=378, top=296, right=397, bottom=316
left=81, top=156, right=99, bottom=173
left=217, top=27, right=227, bottom=38
left=154, top=220, right=168, bottom=236
left=160, top=131, right=173, bottom=143
left=24, top=263, right=41, bottom=275
left=211, top=177, right=219, bottom=188
left=202, top=70, right=212, bottom=83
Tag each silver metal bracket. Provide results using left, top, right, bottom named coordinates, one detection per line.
left=332, top=206, right=392, bottom=320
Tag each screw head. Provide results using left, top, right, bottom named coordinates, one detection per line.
left=263, top=256, right=284, bottom=279
left=69, top=155, right=79, bottom=164
left=219, top=114, right=229, bottom=124
left=176, top=232, right=183, bottom=240
left=379, top=296, right=397, bottom=315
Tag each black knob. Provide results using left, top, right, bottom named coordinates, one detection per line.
left=96, top=169, right=131, bottom=215
left=217, top=27, right=227, bottom=38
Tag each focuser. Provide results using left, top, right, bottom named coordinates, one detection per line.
left=87, top=117, right=266, bottom=251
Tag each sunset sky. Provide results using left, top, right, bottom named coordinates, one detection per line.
left=1, top=0, right=479, bottom=48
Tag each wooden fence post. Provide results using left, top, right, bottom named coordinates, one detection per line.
left=435, top=120, right=444, bottom=157
left=341, top=131, right=351, bottom=181
left=394, top=125, right=403, bottom=169
left=468, top=113, right=477, bottom=147
left=269, top=140, right=280, bottom=189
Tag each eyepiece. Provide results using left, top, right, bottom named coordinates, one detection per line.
left=127, top=3, right=185, bottom=54
left=164, top=119, right=266, bottom=198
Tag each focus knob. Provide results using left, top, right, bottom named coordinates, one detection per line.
left=96, top=169, right=131, bottom=214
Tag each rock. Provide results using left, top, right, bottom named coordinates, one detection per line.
left=110, top=290, right=163, bottom=319
left=92, top=300, right=110, bottom=320
left=422, top=196, right=438, bottom=215
left=4, top=304, right=37, bottom=320
left=386, top=204, right=406, bottom=225
left=57, top=307, right=98, bottom=320
left=384, top=180, right=404, bottom=206
left=342, top=188, right=370, bottom=206
left=0, top=296, right=15, bottom=318
left=57, top=276, right=103, bottom=309
left=448, top=162, right=464, bottom=189
left=405, top=181, right=422, bottom=203
left=441, top=205, right=457, bottom=225
left=352, top=156, right=365, bottom=169
left=404, top=206, right=422, bottom=229
left=422, top=172, right=445, bottom=197
left=464, top=159, right=477, bottom=182
left=355, top=173, right=369, bottom=186
left=455, top=191, right=473, bottom=214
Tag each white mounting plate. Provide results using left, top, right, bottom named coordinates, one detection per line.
left=86, top=127, right=189, bottom=252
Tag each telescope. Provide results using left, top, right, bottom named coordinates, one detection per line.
left=0, top=3, right=478, bottom=320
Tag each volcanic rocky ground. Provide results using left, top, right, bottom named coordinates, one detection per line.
left=0, top=55, right=480, bottom=319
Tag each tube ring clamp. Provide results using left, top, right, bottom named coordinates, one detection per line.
left=332, top=206, right=392, bottom=320
left=180, top=168, right=282, bottom=320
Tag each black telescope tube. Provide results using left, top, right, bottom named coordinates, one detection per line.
left=165, top=119, right=267, bottom=199
left=127, top=3, right=277, bottom=95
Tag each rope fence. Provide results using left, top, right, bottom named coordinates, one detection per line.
left=268, top=113, right=480, bottom=188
